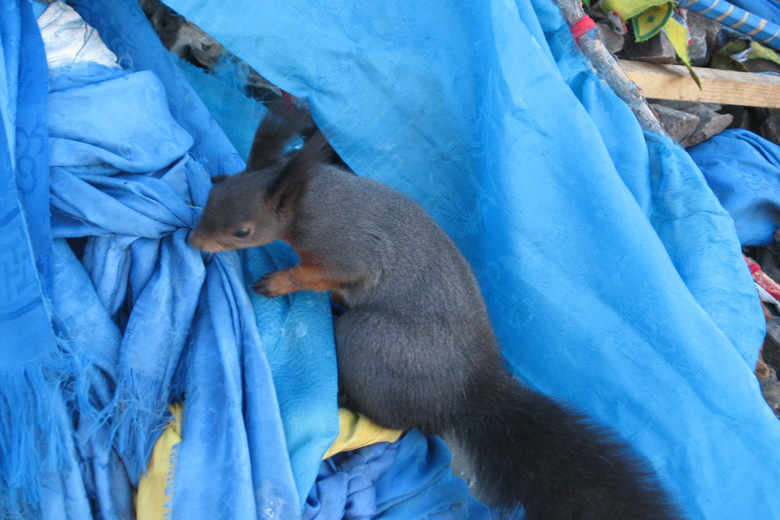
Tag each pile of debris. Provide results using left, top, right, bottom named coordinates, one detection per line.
left=594, top=6, right=780, bottom=147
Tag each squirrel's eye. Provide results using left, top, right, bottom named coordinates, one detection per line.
left=233, top=227, right=251, bottom=238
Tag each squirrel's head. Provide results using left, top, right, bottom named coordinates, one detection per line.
left=189, top=166, right=295, bottom=253
left=190, top=121, right=329, bottom=253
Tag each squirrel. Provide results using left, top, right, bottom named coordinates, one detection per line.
left=189, top=105, right=686, bottom=520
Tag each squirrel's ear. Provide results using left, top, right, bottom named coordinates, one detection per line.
left=211, top=175, right=229, bottom=184
left=247, top=102, right=312, bottom=172
left=266, top=131, right=330, bottom=211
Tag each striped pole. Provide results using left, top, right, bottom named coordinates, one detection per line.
left=678, top=0, right=780, bottom=50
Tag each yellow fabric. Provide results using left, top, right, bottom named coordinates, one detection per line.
left=600, top=0, right=667, bottom=23
left=664, top=17, right=702, bottom=88
left=599, top=0, right=701, bottom=89
left=136, top=404, right=183, bottom=520
left=747, top=40, right=780, bottom=66
left=322, top=408, right=403, bottom=460
left=136, top=404, right=400, bottom=519
left=633, top=2, right=673, bottom=40
left=601, top=0, right=702, bottom=90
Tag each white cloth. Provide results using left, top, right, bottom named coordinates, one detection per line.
left=37, top=1, right=120, bottom=70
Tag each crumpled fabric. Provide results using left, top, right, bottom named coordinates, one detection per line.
left=3, top=0, right=484, bottom=518
left=243, top=242, right=341, bottom=504
left=304, top=432, right=490, bottom=520
left=37, top=1, right=119, bottom=71
left=161, top=0, right=779, bottom=518
left=7, top=0, right=780, bottom=517
left=41, top=1, right=303, bottom=517
left=688, top=129, right=780, bottom=247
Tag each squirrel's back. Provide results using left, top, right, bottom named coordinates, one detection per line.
left=290, top=166, right=502, bottom=432
left=297, top=168, right=488, bottom=317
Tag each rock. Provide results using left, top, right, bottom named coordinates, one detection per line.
left=679, top=104, right=734, bottom=147
left=763, top=317, right=780, bottom=373
left=761, top=377, right=780, bottom=419
left=651, top=104, right=700, bottom=143
left=648, top=101, right=733, bottom=146
left=243, top=64, right=283, bottom=101
left=139, top=0, right=281, bottom=101
left=685, top=10, right=721, bottom=67
left=621, top=30, right=677, bottom=64
left=744, top=59, right=780, bottom=75
left=654, top=100, right=722, bottom=112
left=757, top=351, right=773, bottom=381
left=720, top=105, right=759, bottom=132
left=747, top=244, right=780, bottom=283
left=185, top=38, right=225, bottom=70
left=597, top=21, right=624, bottom=54
left=760, top=109, right=780, bottom=146
left=139, top=0, right=185, bottom=52
left=140, top=0, right=224, bottom=69
left=168, top=22, right=225, bottom=69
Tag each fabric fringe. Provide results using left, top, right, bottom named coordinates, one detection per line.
left=0, top=365, right=53, bottom=518
left=0, top=335, right=101, bottom=518
left=104, top=370, right=173, bottom=485
left=164, top=441, right=180, bottom=519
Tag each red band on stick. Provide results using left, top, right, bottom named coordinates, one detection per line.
left=571, top=16, right=597, bottom=43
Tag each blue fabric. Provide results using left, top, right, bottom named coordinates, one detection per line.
left=304, top=432, right=491, bottom=520
left=7, top=0, right=780, bottom=518
left=174, top=56, right=266, bottom=161
left=688, top=129, right=780, bottom=247
left=44, top=0, right=305, bottom=516
left=0, top=0, right=64, bottom=515
left=3, top=0, right=481, bottom=517
left=244, top=242, right=340, bottom=505
left=161, top=0, right=779, bottom=519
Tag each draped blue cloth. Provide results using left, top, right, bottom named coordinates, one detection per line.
left=304, top=432, right=490, bottom=520
left=0, top=0, right=61, bottom=514
left=689, top=129, right=780, bottom=247
left=162, top=0, right=780, bottom=519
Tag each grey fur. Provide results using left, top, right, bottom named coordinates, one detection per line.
left=190, top=119, right=687, bottom=520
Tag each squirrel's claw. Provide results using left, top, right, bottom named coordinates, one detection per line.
left=253, top=273, right=281, bottom=297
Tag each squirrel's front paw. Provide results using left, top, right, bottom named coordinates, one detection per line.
left=253, top=273, right=283, bottom=297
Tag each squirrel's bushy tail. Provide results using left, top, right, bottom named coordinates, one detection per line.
left=455, top=375, right=685, bottom=520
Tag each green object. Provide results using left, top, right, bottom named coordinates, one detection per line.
left=664, top=14, right=702, bottom=89
left=711, top=39, right=780, bottom=72
left=600, top=0, right=668, bottom=22
left=633, top=2, right=673, bottom=41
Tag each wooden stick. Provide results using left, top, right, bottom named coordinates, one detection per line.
left=553, top=0, right=667, bottom=135
left=620, top=59, right=780, bottom=108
